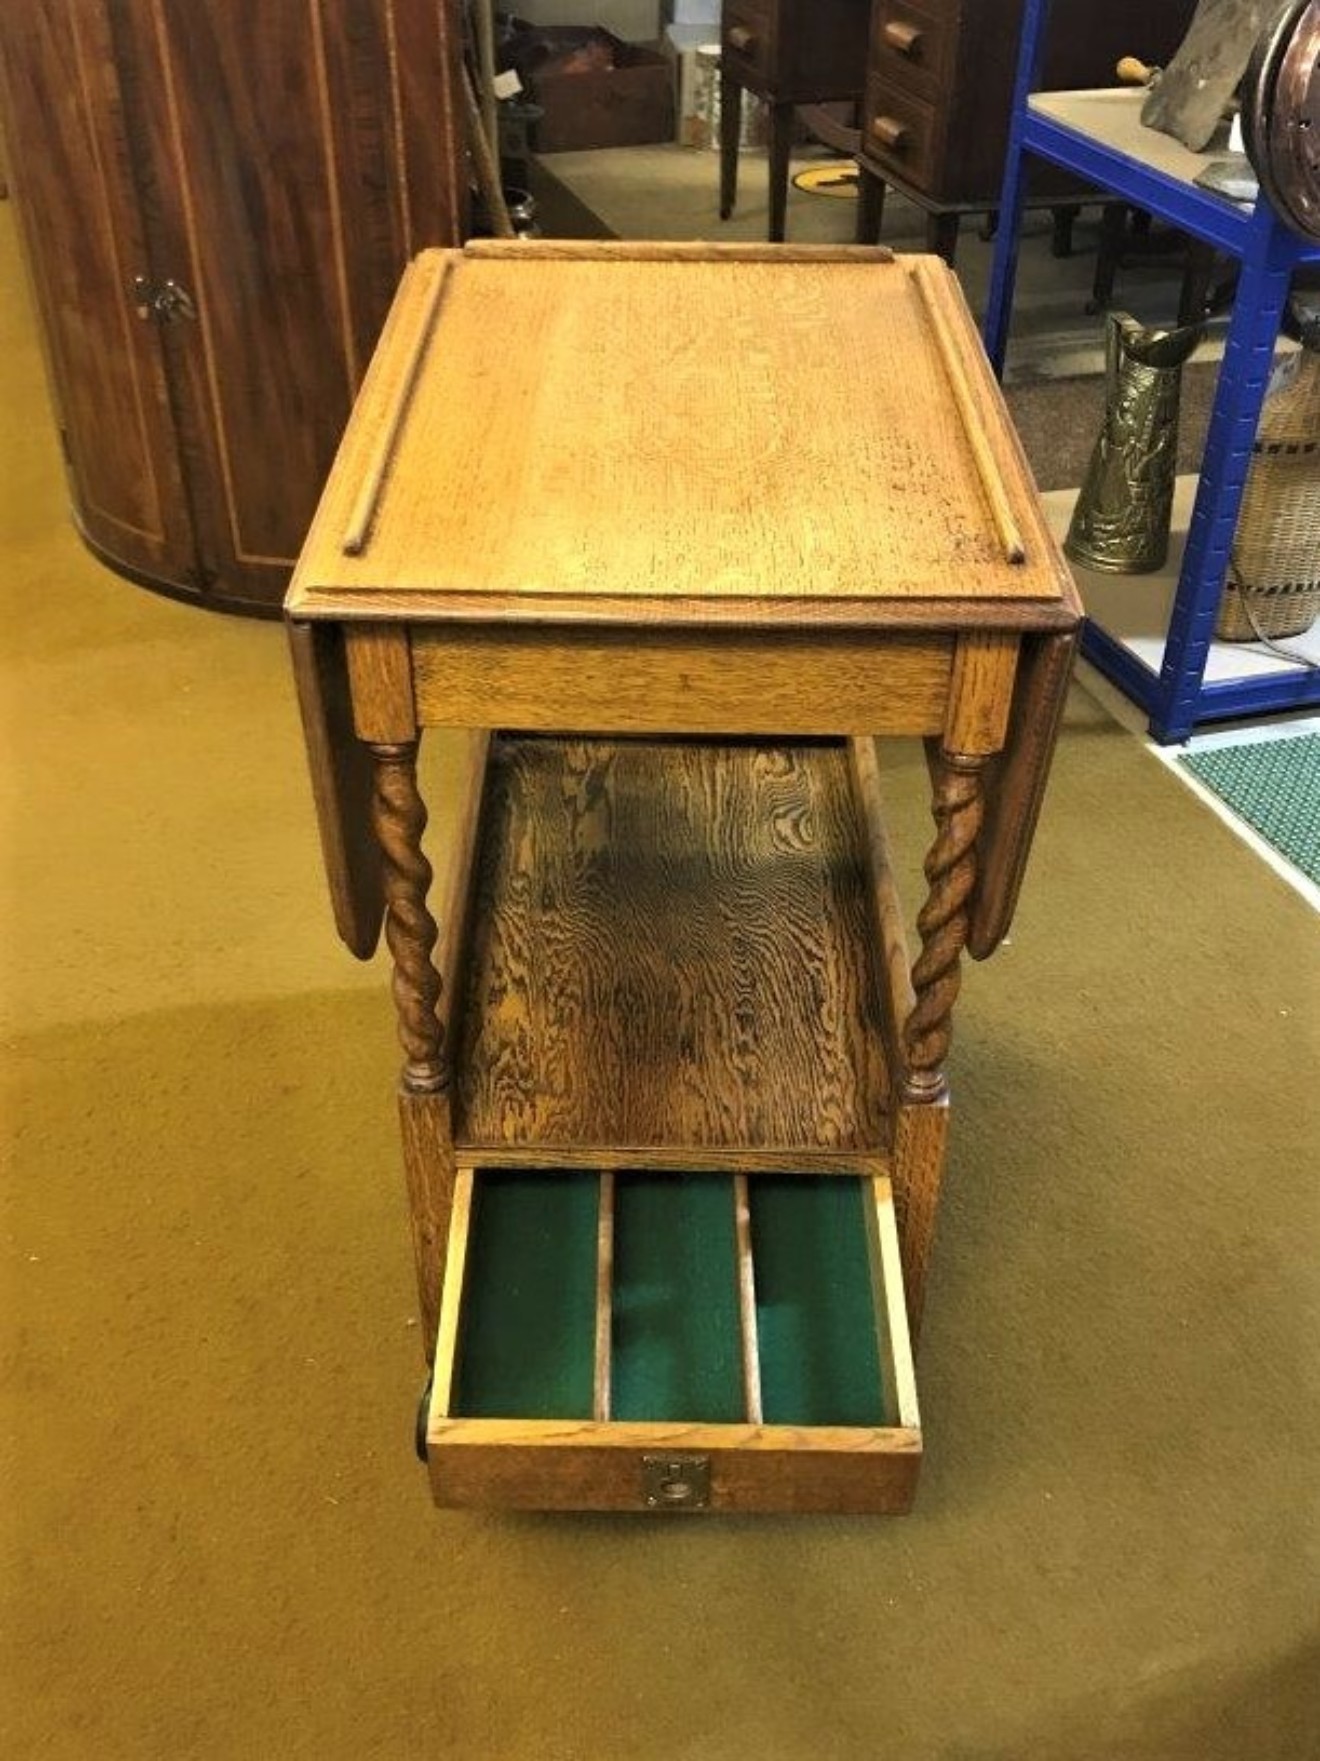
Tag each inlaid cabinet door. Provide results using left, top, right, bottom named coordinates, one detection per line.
left=0, top=1, right=197, bottom=589
left=113, top=0, right=464, bottom=612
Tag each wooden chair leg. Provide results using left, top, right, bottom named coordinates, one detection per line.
left=719, top=74, right=742, bottom=220
left=1178, top=239, right=1217, bottom=325
left=1088, top=200, right=1128, bottom=313
left=1050, top=203, right=1080, bottom=257
left=925, top=209, right=959, bottom=264
left=855, top=165, right=886, bottom=244
left=767, top=101, right=793, bottom=243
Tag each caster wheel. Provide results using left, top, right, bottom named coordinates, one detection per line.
left=415, top=1372, right=433, bottom=1464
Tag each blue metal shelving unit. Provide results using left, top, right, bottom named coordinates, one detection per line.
left=984, top=0, right=1320, bottom=744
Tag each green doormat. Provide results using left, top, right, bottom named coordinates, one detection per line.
left=1180, top=734, right=1320, bottom=885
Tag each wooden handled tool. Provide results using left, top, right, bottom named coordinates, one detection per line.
left=1117, top=55, right=1161, bottom=88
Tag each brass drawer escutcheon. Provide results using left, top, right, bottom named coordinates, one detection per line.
left=643, top=1455, right=712, bottom=1511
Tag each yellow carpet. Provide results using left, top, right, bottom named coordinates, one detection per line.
left=2, top=202, right=1318, bottom=1759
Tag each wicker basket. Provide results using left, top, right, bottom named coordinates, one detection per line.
left=1216, top=319, right=1320, bottom=643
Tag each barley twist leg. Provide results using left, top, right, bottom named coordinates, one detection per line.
left=370, top=740, right=445, bottom=1095
left=903, top=750, right=986, bottom=1099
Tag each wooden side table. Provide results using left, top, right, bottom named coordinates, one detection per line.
left=287, top=240, right=1080, bottom=1516
left=719, top=0, right=872, bottom=242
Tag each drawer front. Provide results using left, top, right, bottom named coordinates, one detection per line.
left=425, top=1167, right=922, bottom=1515
left=861, top=76, right=940, bottom=191
left=868, top=0, right=952, bottom=104
left=410, top=626, right=952, bottom=739
left=722, top=2, right=778, bottom=85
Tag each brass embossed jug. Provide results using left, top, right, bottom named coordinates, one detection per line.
left=1065, top=313, right=1204, bottom=575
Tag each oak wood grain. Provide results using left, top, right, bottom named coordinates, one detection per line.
left=285, top=618, right=384, bottom=959
left=452, top=738, right=892, bottom=1157
left=845, top=736, right=913, bottom=1096
left=426, top=1418, right=922, bottom=1513
left=903, top=747, right=985, bottom=1096
left=945, top=631, right=1020, bottom=756
left=289, top=247, right=1072, bottom=617
left=451, top=1145, right=891, bottom=1177
left=969, top=629, right=1078, bottom=960
left=912, top=260, right=1025, bottom=564
left=432, top=731, right=491, bottom=1059
left=463, top=239, right=895, bottom=262
left=341, top=255, right=452, bottom=557
left=410, top=626, right=951, bottom=738
left=345, top=623, right=415, bottom=743
left=890, top=1097, right=949, bottom=1340
left=291, top=582, right=1081, bottom=633
left=399, top=1091, right=457, bottom=1362
left=369, top=739, right=444, bottom=1093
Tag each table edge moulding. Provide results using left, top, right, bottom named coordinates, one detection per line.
left=286, top=238, right=1082, bottom=1517
left=983, top=0, right=1320, bottom=744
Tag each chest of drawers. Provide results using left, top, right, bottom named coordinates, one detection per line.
left=857, top=0, right=1197, bottom=259
left=719, top=0, right=872, bottom=241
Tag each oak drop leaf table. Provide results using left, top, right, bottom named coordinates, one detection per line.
left=286, top=240, right=1080, bottom=1516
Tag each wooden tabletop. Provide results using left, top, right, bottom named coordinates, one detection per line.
left=287, top=241, right=1075, bottom=630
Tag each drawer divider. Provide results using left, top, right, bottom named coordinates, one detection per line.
left=594, top=1172, right=615, bottom=1423
left=864, top=1176, right=921, bottom=1430
left=431, top=1166, right=477, bottom=1419
left=732, top=1174, right=764, bottom=1425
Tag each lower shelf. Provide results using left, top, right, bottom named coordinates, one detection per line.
left=424, top=1166, right=922, bottom=1514
left=450, top=736, right=897, bottom=1167
left=1043, top=479, right=1320, bottom=732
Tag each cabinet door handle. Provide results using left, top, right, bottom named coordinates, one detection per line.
left=882, top=19, right=924, bottom=56
left=132, top=274, right=197, bottom=324
left=871, top=116, right=909, bottom=150
left=727, top=25, right=755, bottom=53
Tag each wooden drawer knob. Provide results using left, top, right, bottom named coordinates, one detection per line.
left=882, top=19, right=924, bottom=56
left=727, top=25, right=756, bottom=52
left=871, top=115, right=909, bottom=150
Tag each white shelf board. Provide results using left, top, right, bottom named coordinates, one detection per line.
left=1042, top=476, right=1320, bottom=681
left=1028, top=89, right=1232, bottom=196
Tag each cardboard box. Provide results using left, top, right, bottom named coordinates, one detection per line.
left=524, top=30, right=676, bottom=153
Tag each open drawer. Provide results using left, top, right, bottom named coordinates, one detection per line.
left=423, top=1166, right=921, bottom=1514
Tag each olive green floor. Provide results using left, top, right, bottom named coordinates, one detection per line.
left=3, top=205, right=1318, bottom=1760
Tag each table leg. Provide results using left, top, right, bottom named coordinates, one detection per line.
left=719, top=75, right=742, bottom=220
left=370, top=738, right=452, bottom=1359
left=903, top=748, right=985, bottom=1095
left=893, top=745, right=986, bottom=1333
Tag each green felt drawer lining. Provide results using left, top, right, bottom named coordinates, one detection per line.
left=454, top=1170, right=599, bottom=1420
left=611, top=1174, right=745, bottom=1423
left=452, top=1170, right=886, bottom=1427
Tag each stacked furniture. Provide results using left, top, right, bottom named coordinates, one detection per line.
left=287, top=239, right=1080, bottom=1515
